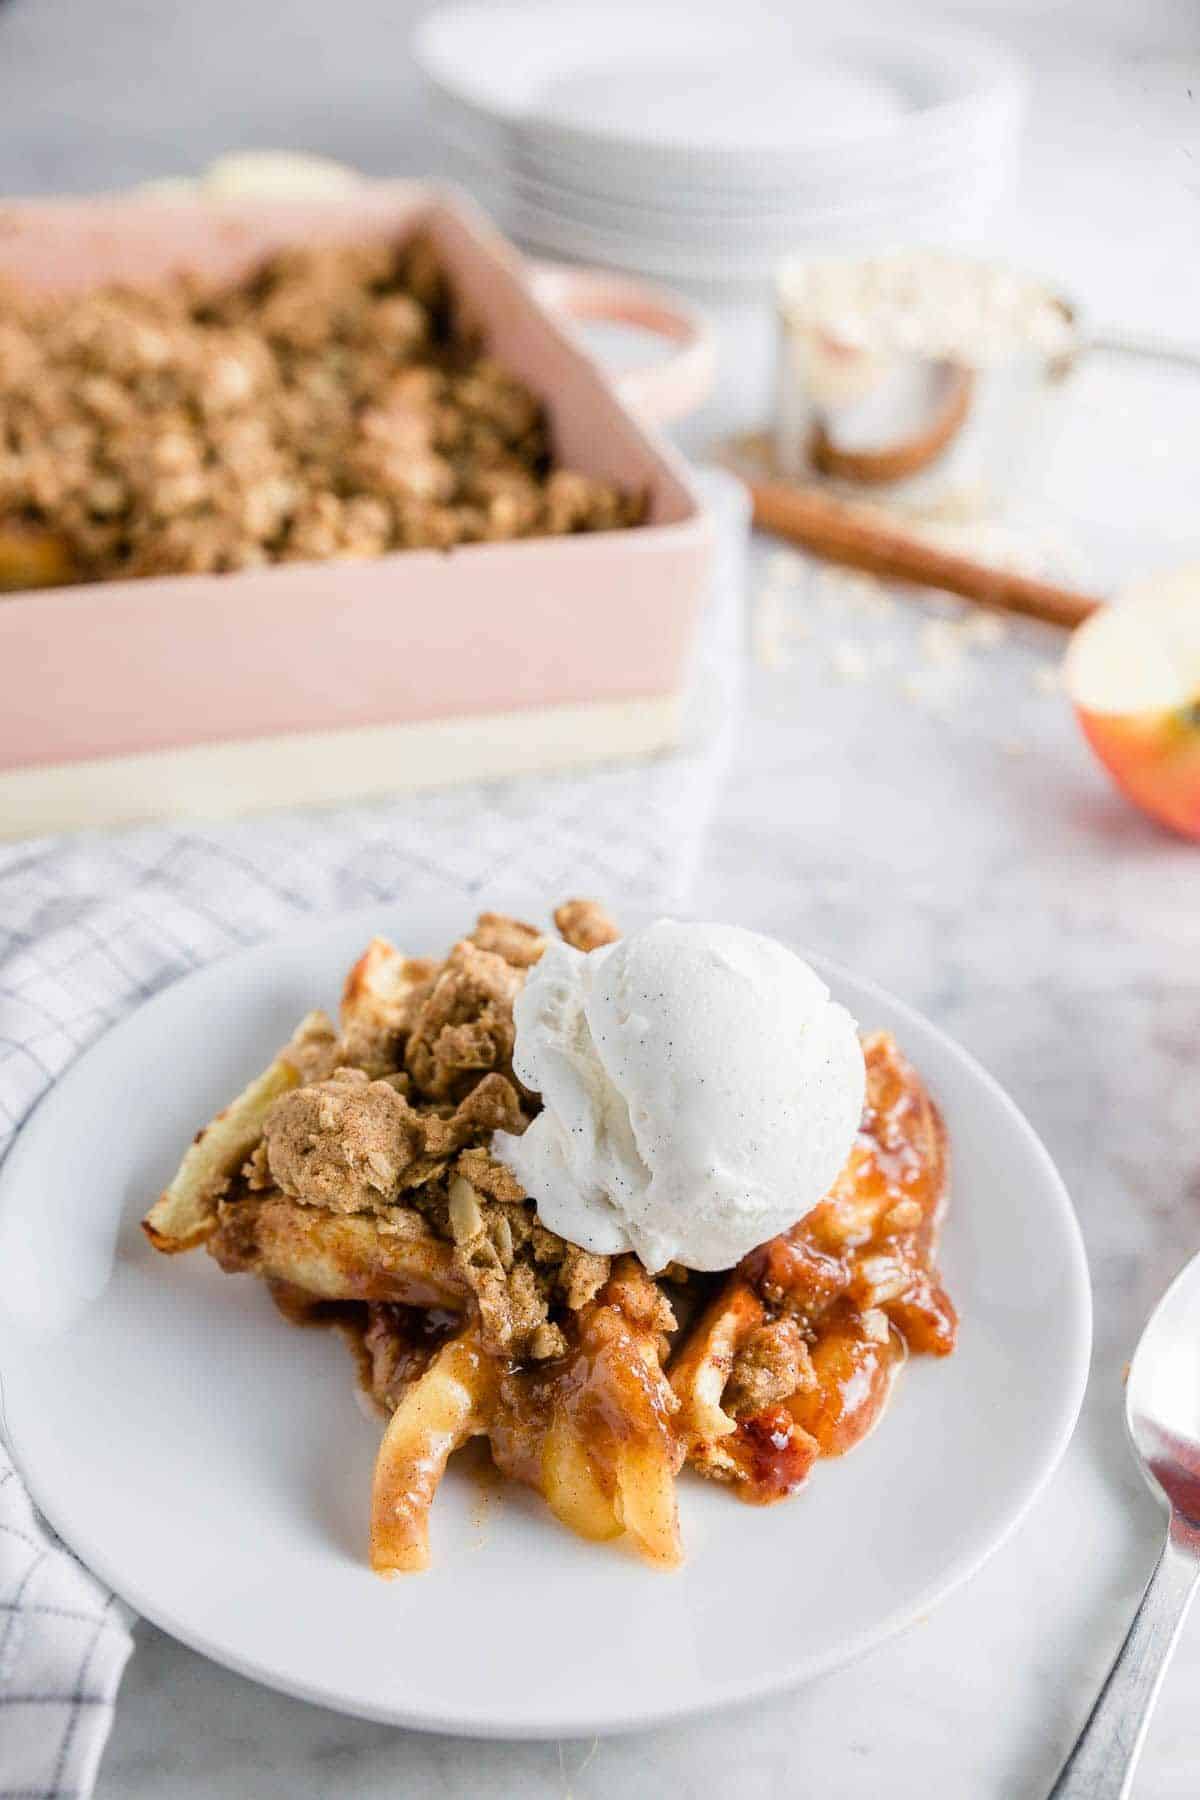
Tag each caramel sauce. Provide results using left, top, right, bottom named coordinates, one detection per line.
left=266, top=1283, right=464, bottom=1415
left=361, top=1304, right=462, bottom=1410
left=370, top=1327, right=499, bottom=1574
left=723, top=1034, right=957, bottom=1502
left=490, top=1295, right=679, bottom=1504
left=731, top=1407, right=818, bottom=1501
left=789, top=1305, right=906, bottom=1458
left=267, top=1278, right=354, bottom=1327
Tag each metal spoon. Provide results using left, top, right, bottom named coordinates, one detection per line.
left=1050, top=1252, right=1200, bottom=1799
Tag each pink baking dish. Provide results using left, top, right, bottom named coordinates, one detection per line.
left=0, top=181, right=716, bottom=837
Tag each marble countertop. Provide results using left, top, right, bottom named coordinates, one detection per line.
left=0, top=7, right=1195, bottom=1794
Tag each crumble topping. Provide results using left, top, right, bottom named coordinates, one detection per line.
left=455, top=1144, right=527, bottom=1204
left=468, top=911, right=547, bottom=968
left=0, top=235, right=644, bottom=589
left=280, top=1009, right=344, bottom=1085
left=225, top=905, right=622, bottom=1361
left=553, top=897, right=620, bottom=953
left=337, top=944, right=439, bottom=1075
left=724, top=1318, right=816, bottom=1419
left=262, top=1068, right=524, bottom=1213
left=602, top=1260, right=678, bottom=1362
left=404, top=939, right=523, bottom=1100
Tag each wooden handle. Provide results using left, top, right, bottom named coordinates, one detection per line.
left=748, top=476, right=1102, bottom=629
left=810, top=364, right=976, bottom=486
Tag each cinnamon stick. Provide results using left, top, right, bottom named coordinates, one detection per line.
left=748, top=475, right=1101, bottom=629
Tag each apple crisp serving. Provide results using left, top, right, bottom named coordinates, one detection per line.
left=143, top=901, right=956, bottom=1571
left=0, top=236, right=644, bottom=590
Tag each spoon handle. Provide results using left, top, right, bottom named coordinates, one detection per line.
left=1049, top=1522, right=1200, bottom=1800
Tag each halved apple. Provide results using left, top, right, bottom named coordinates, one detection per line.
left=1065, top=568, right=1200, bottom=840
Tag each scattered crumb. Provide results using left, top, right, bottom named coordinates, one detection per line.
left=910, top=513, right=1092, bottom=591
left=961, top=611, right=1008, bottom=648
left=752, top=586, right=790, bottom=669
left=813, top=568, right=845, bottom=610
left=902, top=666, right=965, bottom=712
left=813, top=566, right=894, bottom=617
left=830, top=639, right=871, bottom=681
left=755, top=638, right=790, bottom=671
left=754, top=573, right=821, bottom=664
left=912, top=480, right=993, bottom=523
left=755, top=530, right=1071, bottom=715
left=862, top=586, right=897, bottom=620
left=766, top=548, right=806, bottom=586
left=841, top=572, right=891, bottom=613
left=919, top=618, right=967, bottom=667
left=848, top=571, right=888, bottom=601
left=815, top=568, right=862, bottom=611
left=1001, top=737, right=1027, bottom=757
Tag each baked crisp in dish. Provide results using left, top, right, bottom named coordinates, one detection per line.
left=143, top=902, right=956, bottom=1571
left=0, top=237, right=643, bottom=590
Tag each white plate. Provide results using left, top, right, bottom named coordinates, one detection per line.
left=0, top=897, right=1091, bottom=1738
left=502, top=158, right=1012, bottom=253
left=489, top=189, right=1004, bottom=289
left=502, top=122, right=1021, bottom=225
left=450, top=130, right=1017, bottom=285
left=434, top=88, right=1022, bottom=212
left=416, top=3, right=1023, bottom=178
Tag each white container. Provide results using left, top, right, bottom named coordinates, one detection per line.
left=774, top=250, right=1078, bottom=517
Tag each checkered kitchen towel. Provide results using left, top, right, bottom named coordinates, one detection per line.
left=0, top=469, right=745, bottom=1796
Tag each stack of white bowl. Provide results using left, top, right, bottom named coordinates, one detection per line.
left=415, top=2, right=1027, bottom=290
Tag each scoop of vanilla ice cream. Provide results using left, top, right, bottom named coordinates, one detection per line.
left=493, top=919, right=865, bottom=1272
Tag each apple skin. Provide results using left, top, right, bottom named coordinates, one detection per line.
left=1076, top=701, right=1200, bottom=840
